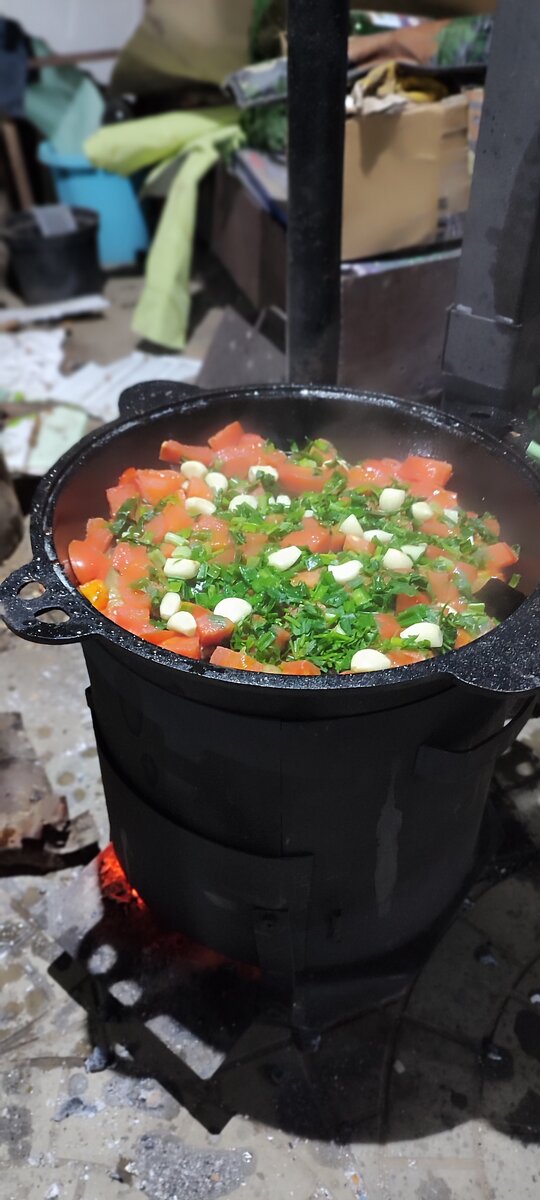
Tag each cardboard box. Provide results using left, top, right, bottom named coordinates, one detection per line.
left=342, top=94, right=470, bottom=260
left=207, top=92, right=471, bottom=269
left=200, top=166, right=461, bottom=401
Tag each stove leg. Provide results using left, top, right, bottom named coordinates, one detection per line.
left=49, top=952, right=114, bottom=1071
left=253, top=907, right=311, bottom=1032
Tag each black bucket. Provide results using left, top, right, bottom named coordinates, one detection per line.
left=1, top=206, right=102, bottom=304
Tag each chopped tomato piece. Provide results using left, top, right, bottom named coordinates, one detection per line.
left=347, top=460, right=396, bottom=489
left=68, top=538, right=111, bottom=585
left=104, top=594, right=151, bottom=637
left=483, top=517, right=501, bottom=537
left=213, top=433, right=268, bottom=477
left=215, top=544, right=236, bottom=565
left=395, top=591, right=430, bottom=613
left=86, top=518, right=113, bottom=553
left=376, top=613, right=401, bottom=639
left=79, top=579, right=109, bottom=611
left=425, top=569, right=460, bottom=606
left=112, top=543, right=150, bottom=583
left=214, top=444, right=265, bottom=478
left=210, top=646, right=280, bottom=673
left=292, top=569, right=321, bottom=589
left=106, top=483, right=138, bottom=516
left=142, top=628, right=179, bottom=646
left=282, top=516, right=331, bottom=552
left=240, top=433, right=267, bottom=449
left=134, top=469, right=184, bottom=505
left=208, top=420, right=245, bottom=450
left=160, top=440, right=214, bottom=466
left=146, top=499, right=191, bottom=543
left=380, top=457, right=402, bottom=473
left=264, top=447, right=290, bottom=473
left=483, top=542, right=519, bottom=571
left=277, top=461, right=333, bottom=495
left=183, top=603, right=234, bottom=647
left=241, top=532, right=268, bottom=560
left=388, top=649, right=428, bottom=666
left=343, top=534, right=370, bottom=554
left=328, top=527, right=346, bottom=552
left=107, top=612, right=176, bottom=647
left=397, top=456, right=453, bottom=488
left=186, top=476, right=213, bottom=501
left=455, top=629, right=474, bottom=649
left=193, top=514, right=232, bottom=550
left=165, top=636, right=201, bottom=659
left=281, top=660, right=321, bottom=676
left=453, top=561, right=478, bottom=587
left=421, top=518, right=453, bottom=539
left=119, top=466, right=138, bottom=486
left=431, top=488, right=458, bottom=508
left=274, top=627, right=291, bottom=651
left=192, top=514, right=235, bottom=564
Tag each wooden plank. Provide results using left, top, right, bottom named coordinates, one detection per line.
left=1, top=121, right=34, bottom=210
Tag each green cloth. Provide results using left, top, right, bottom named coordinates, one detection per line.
left=435, top=17, right=493, bottom=68
left=85, top=109, right=244, bottom=349
left=25, top=39, right=104, bottom=150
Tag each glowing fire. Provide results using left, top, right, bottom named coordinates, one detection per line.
left=98, top=843, right=146, bottom=907
left=96, top=843, right=260, bottom=979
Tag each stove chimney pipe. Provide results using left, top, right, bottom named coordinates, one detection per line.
left=286, top=0, right=349, bottom=385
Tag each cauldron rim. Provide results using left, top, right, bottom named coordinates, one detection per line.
left=3, top=383, right=540, bottom=699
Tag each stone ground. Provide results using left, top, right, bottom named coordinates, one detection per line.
left=1, top=272, right=540, bottom=1199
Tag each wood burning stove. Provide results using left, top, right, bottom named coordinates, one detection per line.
left=2, top=0, right=540, bottom=1032
left=1, top=384, right=539, bottom=1027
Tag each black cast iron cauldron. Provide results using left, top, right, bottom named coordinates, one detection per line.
left=2, top=384, right=540, bottom=1021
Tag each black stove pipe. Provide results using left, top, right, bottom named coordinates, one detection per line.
left=286, top=0, right=349, bottom=385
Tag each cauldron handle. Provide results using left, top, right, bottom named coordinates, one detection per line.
left=0, top=558, right=99, bottom=644
left=416, top=695, right=537, bottom=782
left=119, top=380, right=201, bottom=420
left=441, top=399, right=540, bottom=468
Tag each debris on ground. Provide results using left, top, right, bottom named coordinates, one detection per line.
left=0, top=712, right=99, bottom=873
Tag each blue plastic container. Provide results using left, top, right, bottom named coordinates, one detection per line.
left=38, top=141, right=149, bottom=268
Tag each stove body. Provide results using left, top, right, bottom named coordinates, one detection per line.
left=85, top=632, right=531, bottom=1026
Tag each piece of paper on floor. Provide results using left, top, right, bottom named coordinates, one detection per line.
left=0, top=405, right=89, bottom=476
left=52, top=350, right=201, bottom=422
left=0, top=295, right=109, bottom=328
left=0, top=328, right=201, bottom=422
left=0, top=329, right=66, bottom=399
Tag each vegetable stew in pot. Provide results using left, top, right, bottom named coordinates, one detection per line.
left=68, top=420, right=520, bottom=676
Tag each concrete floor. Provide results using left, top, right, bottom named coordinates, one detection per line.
left=1, top=280, right=540, bottom=1200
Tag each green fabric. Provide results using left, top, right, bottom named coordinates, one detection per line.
left=435, top=17, right=493, bottom=68
left=240, top=102, right=287, bottom=154
left=249, top=0, right=286, bottom=62
left=85, top=109, right=244, bottom=350
left=25, top=38, right=104, bottom=149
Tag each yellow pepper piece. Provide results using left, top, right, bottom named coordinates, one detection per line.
left=80, top=579, right=109, bottom=611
